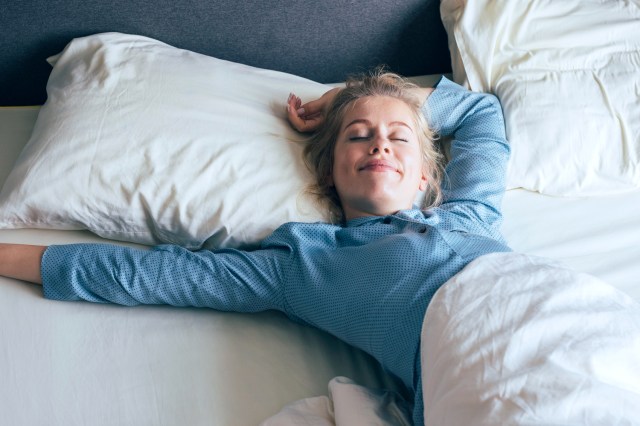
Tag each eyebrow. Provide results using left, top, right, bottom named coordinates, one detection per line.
left=344, top=119, right=414, bottom=132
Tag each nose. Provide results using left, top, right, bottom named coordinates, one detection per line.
left=369, top=135, right=391, bottom=155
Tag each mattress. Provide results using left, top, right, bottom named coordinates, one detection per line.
left=0, top=107, right=403, bottom=424
left=1, top=97, right=639, bottom=425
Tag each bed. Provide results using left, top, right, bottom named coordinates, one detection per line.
left=1, top=1, right=639, bottom=425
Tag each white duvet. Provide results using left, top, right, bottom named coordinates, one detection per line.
left=264, top=253, right=640, bottom=425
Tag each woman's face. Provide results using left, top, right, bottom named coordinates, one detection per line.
left=332, top=96, right=427, bottom=221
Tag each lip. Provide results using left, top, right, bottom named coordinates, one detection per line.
left=358, top=160, right=399, bottom=173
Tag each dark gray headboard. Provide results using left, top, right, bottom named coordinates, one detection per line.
left=1, top=0, right=451, bottom=106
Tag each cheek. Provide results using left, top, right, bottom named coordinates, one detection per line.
left=403, top=150, right=428, bottom=187
left=332, top=144, right=355, bottom=175
left=330, top=147, right=346, bottom=187
left=401, top=147, right=424, bottom=172
left=330, top=158, right=348, bottom=188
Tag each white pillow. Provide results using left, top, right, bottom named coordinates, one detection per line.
left=0, top=32, right=330, bottom=249
left=440, top=0, right=640, bottom=196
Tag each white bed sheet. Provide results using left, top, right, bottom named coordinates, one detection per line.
left=1, top=98, right=639, bottom=425
left=502, top=190, right=640, bottom=301
left=0, top=107, right=402, bottom=425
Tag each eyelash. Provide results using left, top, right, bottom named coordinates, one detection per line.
left=348, top=137, right=408, bottom=143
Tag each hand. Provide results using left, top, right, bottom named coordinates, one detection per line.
left=286, top=87, right=340, bottom=133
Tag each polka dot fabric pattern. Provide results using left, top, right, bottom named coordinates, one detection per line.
left=41, top=77, right=511, bottom=425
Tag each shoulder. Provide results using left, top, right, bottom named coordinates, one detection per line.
left=262, top=221, right=342, bottom=248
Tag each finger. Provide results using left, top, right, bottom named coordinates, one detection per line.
left=299, top=98, right=325, bottom=117
left=288, top=93, right=306, bottom=116
left=286, top=103, right=309, bottom=131
left=287, top=93, right=326, bottom=132
left=287, top=104, right=321, bottom=133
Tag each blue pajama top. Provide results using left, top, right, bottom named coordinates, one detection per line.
left=41, top=77, right=511, bottom=425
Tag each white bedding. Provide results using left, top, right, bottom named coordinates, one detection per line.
left=440, top=0, right=640, bottom=196
left=421, top=252, right=640, bottom=424
left=502, top=189, right=640, bottom=302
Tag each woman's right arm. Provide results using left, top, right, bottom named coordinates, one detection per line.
left=2, top=242, right=289, bottom=313
left=40, top=243, right=289, bottom=312
left=0, top=243, right=46, bottom=284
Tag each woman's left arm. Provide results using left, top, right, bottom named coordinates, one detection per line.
left=288, top=87, right=435, bottom=133
left=424, top=77, right=510, bottom=230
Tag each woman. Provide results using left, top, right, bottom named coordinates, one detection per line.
left=0, top=70, right=510, bottom=425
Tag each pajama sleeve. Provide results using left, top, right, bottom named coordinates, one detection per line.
left=41, top=243, right=289, bottom=312
left=424, top=77, right=510, bottom=232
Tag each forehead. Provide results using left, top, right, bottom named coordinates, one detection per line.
left=341, top=96, right=416, bottom=130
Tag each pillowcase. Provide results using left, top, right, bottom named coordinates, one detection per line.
left=0, top=32, right=330, bottom=249
left=440, top=0, right=640, bottom=196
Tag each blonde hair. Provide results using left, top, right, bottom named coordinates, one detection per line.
left=304, top=69, right=443, bottom=223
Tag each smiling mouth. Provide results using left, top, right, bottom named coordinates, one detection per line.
left=359, top=161, right=398, bottom=173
